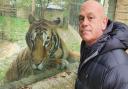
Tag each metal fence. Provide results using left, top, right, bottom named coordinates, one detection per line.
left=0, top=6, right=16, bottom=16
left=0, top=0, right=82, bottom=41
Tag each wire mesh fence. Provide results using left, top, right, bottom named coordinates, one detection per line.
left=0, top=0, right=83, bottom=42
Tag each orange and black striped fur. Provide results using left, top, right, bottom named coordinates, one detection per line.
left=5, top=15, right=80, bottom=82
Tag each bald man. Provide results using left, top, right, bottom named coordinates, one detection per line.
left=75, top=0, right=128, bottom=89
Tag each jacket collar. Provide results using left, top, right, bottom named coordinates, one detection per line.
left=80, top=20, right=128, bottom=69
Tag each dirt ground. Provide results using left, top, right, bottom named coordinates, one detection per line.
left=0, top=41, right=20, bottom=59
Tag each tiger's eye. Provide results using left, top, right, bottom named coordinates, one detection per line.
left=40, top=32, right=43, bottom=35
left=47, top=37, right=50, bottom=39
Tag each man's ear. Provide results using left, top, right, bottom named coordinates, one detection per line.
left=28, top=14, right=35, bottom=24
left=102, top=16, right=108, bottom=31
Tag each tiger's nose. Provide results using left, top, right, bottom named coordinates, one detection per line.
left=35, top=63, right=40, bottom=67
left=32, top=58, right=42, bottom=64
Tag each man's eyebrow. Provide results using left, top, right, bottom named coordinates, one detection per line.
left=79, top=15, right=83, bottom=17
left=87, top=12, right=95, bottom=16
left=79, top=12, right=95, bottom=16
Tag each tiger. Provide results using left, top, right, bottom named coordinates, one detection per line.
left=5, top=15, right=80, bottom=82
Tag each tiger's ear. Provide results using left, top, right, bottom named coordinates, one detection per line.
left=28, top=14, right=35, bottom=24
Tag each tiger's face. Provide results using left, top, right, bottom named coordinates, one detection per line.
left=26, top=15, right=56, bottom=70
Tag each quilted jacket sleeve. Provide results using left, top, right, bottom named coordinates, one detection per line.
left=102, top=65, right=128, bottom=89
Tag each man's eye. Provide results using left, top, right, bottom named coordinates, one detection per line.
left=88, top=16, right=94, bottom=20
left=89, top=17, right=93, bottom=19
left=79, top=16, right=84, bottom=21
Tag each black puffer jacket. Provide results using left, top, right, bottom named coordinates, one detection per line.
left=75, top=20, right=128, bottom=89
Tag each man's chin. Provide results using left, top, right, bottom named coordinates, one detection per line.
left=82, top=36, right=90, bottom=41
left=82, top=38, right=90, bottom=43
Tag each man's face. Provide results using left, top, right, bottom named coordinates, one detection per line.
left=79, top=4, right=107, bottom=46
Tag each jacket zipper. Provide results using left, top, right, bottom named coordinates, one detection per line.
left=79, top=50, right=99, bottom=71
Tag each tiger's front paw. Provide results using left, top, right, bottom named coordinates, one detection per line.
left=56, top=59, right=69, bottom=70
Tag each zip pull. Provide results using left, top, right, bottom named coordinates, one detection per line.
left=79, top=50, right=99, bottom=70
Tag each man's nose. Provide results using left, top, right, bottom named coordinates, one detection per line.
left=81, top=18, right=89, bottom=27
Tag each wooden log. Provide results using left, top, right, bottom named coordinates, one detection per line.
left=0, top=62, right=79, bottom=89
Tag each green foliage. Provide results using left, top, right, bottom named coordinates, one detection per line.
left=16, top=0, right=32, bottom=8
left=0, top=16, right=28, bottom=42
left=0, top=16, right=29, bottom=81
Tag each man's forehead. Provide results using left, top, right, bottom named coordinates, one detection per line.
left=81, top=1, right=103, bottom=8
left=81, top=4, right=102, bottom=11
left=80, top=7, right=98, bottom=16
left=79, top=11, right=95, bottom=17
left=80, top=1, right=104, bottom=16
